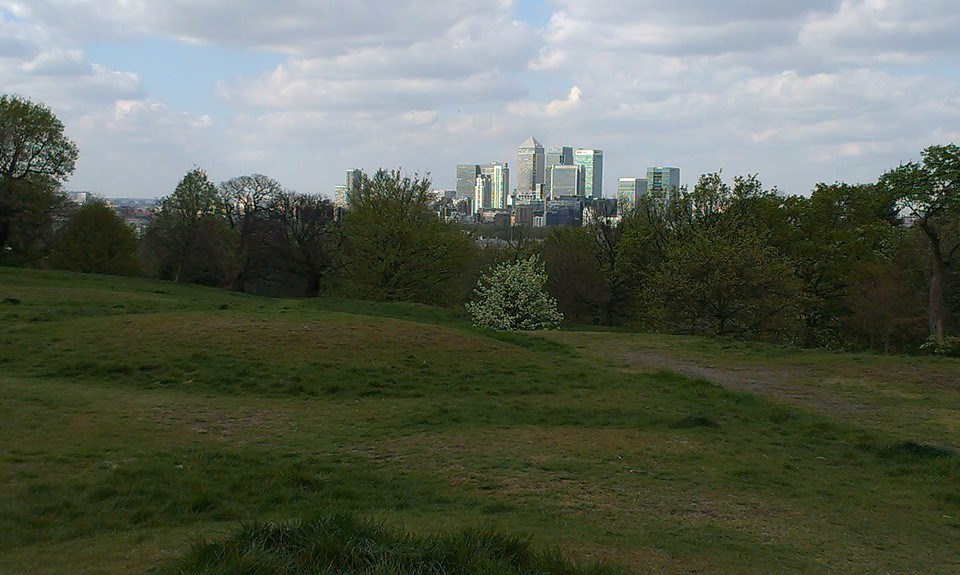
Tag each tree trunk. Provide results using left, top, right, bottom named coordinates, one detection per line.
left=928, top=245, right=948, bottom=342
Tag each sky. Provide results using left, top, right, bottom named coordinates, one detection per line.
left=2, top=0, right=960, bottom=199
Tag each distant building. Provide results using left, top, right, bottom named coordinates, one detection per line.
left=334, top=168, right=363, bottom=208
left=545, top=196, right=584, bottom=226
left=517, top=137, right=545, bottom=194
left=574, top=149, right=603, bottom=199
left=546, top=146, right=573, bottom=168
left=617, top=178, right=647, bottom=213
left=66, top=191, right=92, bottom=204
left=646, top=166, right=680, bottom=196
left=456, top=164, right=481, bottom=199
left=548, top=164, right=584, bottom=198
left=474, top=174, right=493, bottom=211
left=479, top=162, right=509, bottom=210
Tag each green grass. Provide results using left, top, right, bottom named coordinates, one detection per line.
left=2, top=267, right=960, bottom=574
left=165, top=512, right=621, bottom=575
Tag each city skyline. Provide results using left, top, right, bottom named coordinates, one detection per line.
left=3, top=1, right=959, bottom=199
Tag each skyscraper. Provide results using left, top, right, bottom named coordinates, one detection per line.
left=334, top=168, right=363, bottom=208
left=646, top=166, right=681, bottom=196
left=474, top=174, right=492, bottom=212
left=517, top=137, right=545, bottom=194
left=491, top=163, right=509, bottom=209
left=549, top=165, right=584, bottom=198
left=475, top=163, right=509, bottom=210
left=456, top=164, right=480, bottom=199
left=546, top=146, right=573, bottom=168
left=574, top=149, right=603, bottom=199
left=543, top=146, right=573, bottom=198
left=617, top=177, right=647, bottom=213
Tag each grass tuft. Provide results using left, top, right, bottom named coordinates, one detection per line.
left=165, top=512, right=622, bottom=575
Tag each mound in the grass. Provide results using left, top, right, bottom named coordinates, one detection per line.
left=167, top=512, right=622, bottom=575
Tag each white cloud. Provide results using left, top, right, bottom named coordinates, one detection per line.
left=2, top=0, right=960, bottom=197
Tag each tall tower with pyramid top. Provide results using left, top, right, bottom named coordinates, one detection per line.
left=517, top=137, right=545, bottom=196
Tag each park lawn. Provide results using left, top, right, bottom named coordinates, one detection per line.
left=543, top=330, right=960, bottom=449
left=1, top=267, right=959, bottom=574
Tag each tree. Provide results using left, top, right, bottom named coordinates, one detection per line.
left=0, top=94, right=79, bottom=264
left=879, top=144, right=960, bottom=342
left=340, top=169, right=474, bottom=305
left=141, top=168, right=238, bottom=285
left=46, top=198, right=139, bottom=275
left=650, top=224, right=802, bottom=339
left=254, top=191, right=341, bottom=297
left=466, top=255, right=563, bottom=330
left=541, top=226, right=606, bottom=323
left=844, top=236, right=926, bottom=353
left=775, top=182, right=899, bottom=347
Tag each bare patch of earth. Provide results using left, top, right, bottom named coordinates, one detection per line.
left=542, top=331, right=960, bottom=447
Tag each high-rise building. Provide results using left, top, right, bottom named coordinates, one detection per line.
left=474, top=174, right=492, bottom=212
left=574, top=149, right=603, bottom=199
left=334, top=168, right=364, bottom=208
left=473, top=162, right=510, bottom=210
left=546, top=146, right=573, bottom=168
left=543, top=146, right=573, bottom=198
left=456, top=164, right=481, bottom=199
left=617, top=178, right=647, bottom=213
left=646, top=166, right=681, bottom=196
left=517, top=137, right=545, bottom=194
left=548, top=164, right=584, bottom=198
left=491, top=163, right=509, bottom=209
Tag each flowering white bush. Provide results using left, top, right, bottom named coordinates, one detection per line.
left=466, top=255, right=564, bottom=330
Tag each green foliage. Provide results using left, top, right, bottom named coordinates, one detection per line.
left=919, top=335, right=960, bottom=356
left=221, top=174, right=341, bottom=296
left=340, top=169, right=475, bottom=305
left=467, top=255, right=563, bottom=331
left=541, top=226, right=607, bottom=323
left=774, top=183, right=901, bottom=347
left=0, top=94, right=78, bottom=264
left=141, top=168, right=238, bottom=286
left=45, top=198, right=140, bottom=276
left=169, top=513, right=618, bottom=575
left=879, top=144, right=960, bottom=341
left=650, top=224, right=802, bottom=339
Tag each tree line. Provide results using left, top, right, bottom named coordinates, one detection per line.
left=2, top=94, right=959, bottom=353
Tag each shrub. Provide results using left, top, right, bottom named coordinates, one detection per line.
left=466, top=255, right=563, bottom=331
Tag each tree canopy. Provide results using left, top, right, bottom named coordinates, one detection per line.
left=880, top=144, right=960, bottom=341
left=141, top=168, right=238, bottom=286
left=0, top=94, right=79, bottom=264
left=46, top=198, right=140, bottom=276
left=340, top=169, right=475, bottom=305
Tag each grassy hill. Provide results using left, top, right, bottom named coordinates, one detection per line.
left=1, top=267, right=959, bottom=574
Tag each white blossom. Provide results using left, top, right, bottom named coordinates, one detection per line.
left=466, top=255, right=563, bottom=331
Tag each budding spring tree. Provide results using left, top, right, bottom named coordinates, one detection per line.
left=467, top=255, right=563, bottom=331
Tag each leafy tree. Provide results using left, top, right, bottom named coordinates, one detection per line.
left=466, top=255, right=563, bottom=330
left=879, top=144, right=960, bottom=342
left=46, top=198, right=139, bottom=275
left=844, top=233, right=927, bottom=353
left=775, top=182, right=899, bottom=347
left=340, top=169, right=474, bottom=305
left=650, top=224, right=802, bottom=339
left=255, top=191, right=341, bottom=297
left=141, top=168, right=238, bottom=285
left=541, top=226, right=606, bottom=323
left=0, top=94, right=79, bottom=265
left=219, top=173, right=286, bottom=293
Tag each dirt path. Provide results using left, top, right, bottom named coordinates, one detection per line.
left=542, top=331, right=960, bottom=448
